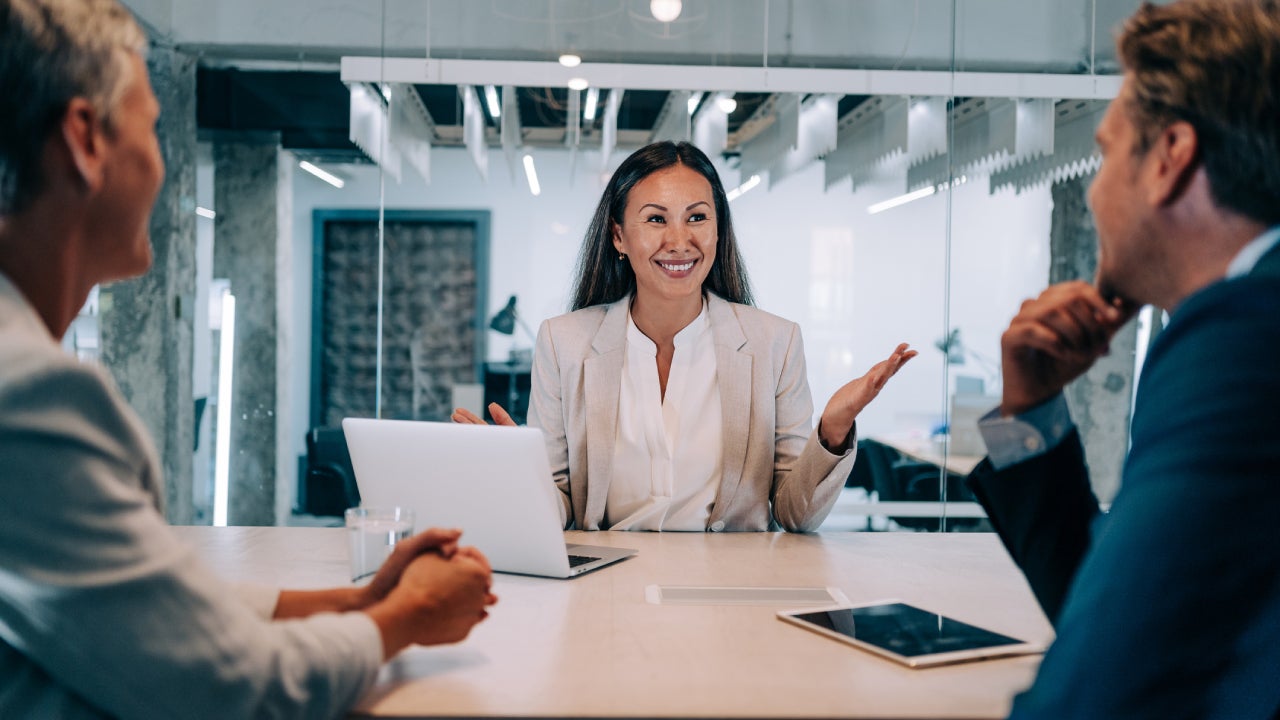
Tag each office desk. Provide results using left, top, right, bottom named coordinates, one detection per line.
left=173, top=527, right=1050, bottom=719
left=873, top=435, right=983, bottom=476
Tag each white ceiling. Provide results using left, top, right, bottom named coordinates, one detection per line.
left=128, top=0, right=1143, bottom=75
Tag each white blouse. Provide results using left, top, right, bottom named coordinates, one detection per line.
left=606, top=302, right=723, bottom=531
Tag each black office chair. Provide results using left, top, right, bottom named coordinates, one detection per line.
left=300, top=426, right=361, bottom=516
left=845, top=439, right=880, bottom=492
left=853, top=439, right=982, bottom=532
left=894, top=465, right=983, bottom=531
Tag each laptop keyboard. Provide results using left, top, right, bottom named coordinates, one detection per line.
left=567, top=554, right=601, bottom=568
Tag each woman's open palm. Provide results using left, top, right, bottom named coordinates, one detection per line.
left=819, top=343, right=917, bottom=448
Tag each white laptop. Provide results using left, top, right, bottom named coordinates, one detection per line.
left=341, top=418, right=637, bottom=578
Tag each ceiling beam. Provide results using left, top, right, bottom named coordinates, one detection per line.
left=342, top=57, right=1122, bottom=100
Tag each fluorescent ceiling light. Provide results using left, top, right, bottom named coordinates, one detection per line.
left=559, top=53, right=582, bottom=68
left=867, top=186, right=935, bottom=214
left=650, top=0, right=682, bottom=22
left=523, top=154, right=542, bottom=196
left=717, top=95, right=738, bottom=113
left=299, top=160, right=345, bottom=189
left=687, top=91, right=703, bottom=115
left=195, top=206, right=216, bottom=219
left=726, top=174, right=761, bottom=202
left=583, top=87, right=599, bottom=121
left=567, top=77, right=589, bottom=91
left=213, top=290, right=235, bottom=527
left=484, top=85, right=501, bottom=118
left=867, top=176, right=967, bottom=215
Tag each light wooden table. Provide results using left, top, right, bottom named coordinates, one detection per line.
left=173, top=527, right=1051, bottom=719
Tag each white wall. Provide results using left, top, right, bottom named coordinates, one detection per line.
left=284, top=146, right=1053, bottom=513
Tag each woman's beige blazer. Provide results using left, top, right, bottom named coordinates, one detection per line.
left=526, top=292, right=856, bottom=532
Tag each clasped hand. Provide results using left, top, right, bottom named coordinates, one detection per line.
left=358, top=529, right=490, bottom=608
left=999, top=280, right=1138, bottom=416
left=361, top=528, right=498, bottom=654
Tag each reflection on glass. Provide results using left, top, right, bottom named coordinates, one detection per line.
left=106, top=0, right=1134, bottom=528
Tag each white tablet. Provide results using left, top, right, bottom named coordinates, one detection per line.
left=778, top=600, right=1044, bottom=668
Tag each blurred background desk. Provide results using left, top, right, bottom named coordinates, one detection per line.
left=173, top=526, right=1049, bottom=719
left=873, top=435, right=983, bottom=476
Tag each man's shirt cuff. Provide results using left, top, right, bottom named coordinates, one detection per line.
left=977, top=394, right=1074, bottom=470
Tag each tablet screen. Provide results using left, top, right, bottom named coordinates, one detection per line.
left=788, top=602, right=1025, bottom=658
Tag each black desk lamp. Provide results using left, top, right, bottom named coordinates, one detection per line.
left=934, top=328, right=965, bottom=365
left=489, top=295, right=538, bottom=347
left=488, top=296, right=537, bottom=415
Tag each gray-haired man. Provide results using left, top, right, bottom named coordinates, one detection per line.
left=0, top=1, right=496, bottom=717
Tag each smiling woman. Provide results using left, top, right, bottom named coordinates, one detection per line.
left=454, top=141, right=916, bottom=533
left=610, top=158, right=723, bottom=351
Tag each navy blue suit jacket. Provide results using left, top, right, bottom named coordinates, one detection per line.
left=968, top=243, right=1280, bottom=719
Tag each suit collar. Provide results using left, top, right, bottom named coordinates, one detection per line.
left=706, top=291, right=748, bottom=351
left=590, top=297, right=631, bottom=354
left=0, top=271, right=56, bottom=344
left=582, top=297, right=629, bottom=528
left=1247, top=227, right=1280, bottom=278
left=706, top=292, right=752, bottom=521
left=1227, top=225, right=1280, bottom=279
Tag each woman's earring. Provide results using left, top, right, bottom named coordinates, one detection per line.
left=618, top=252, right=626, bottom=261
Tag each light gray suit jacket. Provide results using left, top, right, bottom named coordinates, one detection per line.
left=0, top=272, right=380, bottom=719
left=526, top=292, right=856, bottom=532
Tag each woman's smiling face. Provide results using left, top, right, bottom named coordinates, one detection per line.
left=611, top=163, right=718, bottom=306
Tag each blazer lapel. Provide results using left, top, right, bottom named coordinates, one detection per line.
left=582, top=298, right=629, bottom=528
left=1250, top=234, right=1280, bottom=278
left=708, top=294, right=752, bottom=519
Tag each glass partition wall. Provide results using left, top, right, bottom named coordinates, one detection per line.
left=115, top=0, right=1134, bottom=529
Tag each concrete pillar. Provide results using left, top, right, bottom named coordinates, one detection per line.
left=274, top=151, right=295, bottom=525
left=98, top=45, right=197, bottom=524
left=213, top=139, right=280, bottom=526
left=1050, top=175, right=1137, bottom=504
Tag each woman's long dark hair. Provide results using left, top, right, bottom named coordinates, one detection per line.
left=569, top=141, right=754, bottom=310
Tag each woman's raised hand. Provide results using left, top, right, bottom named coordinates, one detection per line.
left=818, top=343, right=917, bottom=450
left=451, top=402, right=518, bottom=426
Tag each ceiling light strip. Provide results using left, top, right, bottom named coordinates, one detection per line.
left=726, top=174, right=761, bottom=202
left=341, top=57, right=1122, bottom=100
left=299, top=160, right=345, bottom=188
left=522, top=154, right=541, bottom=196
left=484, top=85, right=501, bottom=118
left=867, top=185, right=936, bottom=214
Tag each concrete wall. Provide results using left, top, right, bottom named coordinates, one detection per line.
left=213, top=140, right=282, bottom=525
left=98, top=45, right=198, bottom=524
left=1051, top=175, right=1136, bottom=504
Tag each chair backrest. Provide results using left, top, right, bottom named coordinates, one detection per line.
left=847, top=439, right=901, bottom=492
left=846, top=439, right=987, bottom=531
left=301, top=426, right=360, bottom=516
